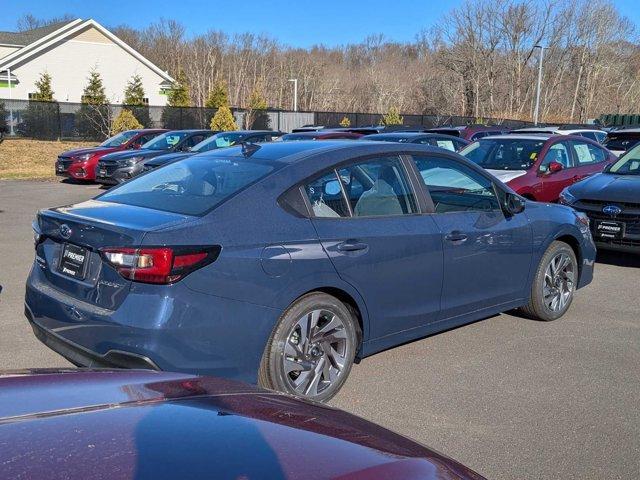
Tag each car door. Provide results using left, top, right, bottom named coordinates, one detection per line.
left=305, top=155, right=443, bottom=339
left=536, top=139, right=576, bottom=202
left=569, top=139, right=609, bottom=181
left=410, top=154, right=532, bottom=319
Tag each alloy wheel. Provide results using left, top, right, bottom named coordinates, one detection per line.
left=543, top=252, right=575, bottom=312
left=282, top=309, right=349, bottom=397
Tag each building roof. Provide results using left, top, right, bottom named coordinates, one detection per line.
left=0, top=21, right=76, bottom=46
left=0, top=19, right=173, bottom=83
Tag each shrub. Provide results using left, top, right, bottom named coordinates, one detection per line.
left=123, top=74, right=150, bottom=126
left=76, top=69, right=111, bottom=139
left=205, top=80, right=230, bottom=109
left=382, top=106, right=404, bottom=126
left=339, top=116, right=351, bottom=127
left=112, top=109, right=143, bottom=134
left=210, top=106, right=238, bottom=131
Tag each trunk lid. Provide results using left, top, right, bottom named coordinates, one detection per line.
left=35, top=199, right=193, bottom=310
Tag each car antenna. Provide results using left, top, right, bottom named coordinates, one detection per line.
left=241, top=142, right=261, bottom=157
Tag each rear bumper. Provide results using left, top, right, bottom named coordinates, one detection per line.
left=26, top=305, right=159, bottom=370
left=24, top=266, right=279, bottom=384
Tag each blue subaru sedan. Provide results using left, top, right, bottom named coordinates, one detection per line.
left=26, top=141, right=595, bottom=401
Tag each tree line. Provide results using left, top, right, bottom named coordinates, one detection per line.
left=13, top=0, right=640, bottom=124
left=107, top=0, right=638, bottom=123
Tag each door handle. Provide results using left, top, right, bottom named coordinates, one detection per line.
left=445, top=231, right=468, bottom=243
left=337, top=241, right=369, bottom=252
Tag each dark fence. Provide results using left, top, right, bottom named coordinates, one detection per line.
left=0, top=98, right=532, bottom=141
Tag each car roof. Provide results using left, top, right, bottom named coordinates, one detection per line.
left=479, top=134, right=554, bottom=141
left=364, top=132, right=458, bottom=139
left=166, top=129, right=213, bottom=134
left=0, top=370, right=479, bottom=479
left=196, top=140, right=451, bottom=164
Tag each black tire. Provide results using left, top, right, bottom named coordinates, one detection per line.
left=521, top=241, right=577, bottom=321
left=258, top=292, right=359, bottom=402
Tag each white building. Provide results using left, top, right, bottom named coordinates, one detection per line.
left=0, top=19, right=173, bottom=105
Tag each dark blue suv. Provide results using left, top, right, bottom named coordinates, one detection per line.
left=26, top=141, right=595, bottom=401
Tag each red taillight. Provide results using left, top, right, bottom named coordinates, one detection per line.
left=100, top=246, right=220, bottom=284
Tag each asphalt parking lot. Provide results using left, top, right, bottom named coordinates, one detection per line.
left=0, top=179, right=638, bottom=480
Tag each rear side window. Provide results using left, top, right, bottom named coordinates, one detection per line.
left=571, top=141, right=606, bottom=165
left=430, top=138, right=457, bottom=151
left=304, top=156, right=417, bottom=218
left=99, top=157, right=276, bottom=215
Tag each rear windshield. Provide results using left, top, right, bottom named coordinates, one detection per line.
left=603, top=133, right=640, bottom=152
left=281, top=133, right=319, bottom=141
left=364, top=134, right=410, bottom=143
left=461, top=138, right=545, bottom=171
left=99, top=156, right=277, bottom=215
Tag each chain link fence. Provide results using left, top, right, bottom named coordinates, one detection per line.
left=0, top=98, right=531, bottom=141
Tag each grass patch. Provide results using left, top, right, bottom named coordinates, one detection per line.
left=0, top=138, right=96, bottom=180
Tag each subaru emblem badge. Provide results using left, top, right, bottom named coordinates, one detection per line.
left=59, top=224, right=72, bottom=239
left=602, top=205, right=622, bottom=217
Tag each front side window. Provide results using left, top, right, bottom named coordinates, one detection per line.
left=99, top=157, right=277, bottom=215
left=142, top=131, right=191, bottom=151
left=571, top=141, right=606, bottom=165
left=412, top=156, right=500, bottom=213
left=540, top=142, right=573, bottom=172
left=461, top=139, right=545, bottom=171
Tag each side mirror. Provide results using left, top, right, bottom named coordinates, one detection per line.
left=548, top=161, right=564, bottom=174
left=324, top=179, right=342, bottom=196
left=503, top=192, right=526, bottom=216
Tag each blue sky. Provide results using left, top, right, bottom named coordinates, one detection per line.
left=1, top=0, right=638, bottom=47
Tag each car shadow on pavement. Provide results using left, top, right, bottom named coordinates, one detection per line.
left=596, top=251, right=640, bottom=268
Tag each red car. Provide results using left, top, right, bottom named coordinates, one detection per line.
left=460, top=134, right=616, bottom=202
left=55, top=129, right=167, bottom=182
left=0, top=369, right=485, bottom=480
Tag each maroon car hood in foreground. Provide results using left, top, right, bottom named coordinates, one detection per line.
left=0, top=370, right=484, bottom=480
left=59, top=146, right=119, bottom=158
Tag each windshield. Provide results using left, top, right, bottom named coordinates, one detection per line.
left=99, top=156, right=277, bottom=215
left=142, top=131, right=191, bottom=151
left=191, top=132, right=248, bottom=153
left=100, top=131, right=139, bottom=147
left=608, top=144, right=640, bottom=175
left=603, top=133, right=640, bottom=152
left=461, top=138, right=545, bottom=171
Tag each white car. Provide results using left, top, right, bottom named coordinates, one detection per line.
left=512, top=126, right=607, bottom=144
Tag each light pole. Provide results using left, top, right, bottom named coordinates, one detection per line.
left=533, top=45, right=544, bottom=126
left=288, top=78, right=298, bottom=112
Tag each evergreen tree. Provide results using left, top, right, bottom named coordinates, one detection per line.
left=81, top=69, right=108, bottom=105
left=112, top=109, right=143, bottom=134
left=205, top=80, right=229, bottom=109
left=0, top=102, right=7, bottom=136
left=167, top=70, right=191, bottom=107
left=123, top=74, right=145, bottom=105
left=162, top=70, right=194, bottom=129
left=339, top=116, right=351, bottom=127
left=123, top=74, right=150, bottom=126
left=33, top=72, right=55, bottom=101
left=245, top=84, right=270, bottom=129
left=382, top=106, right=404, bottom=126
left=210, top=105, right=238, bottom=131
left=23, top=71, right=58, bottom=139
left=76, top=69, right=111, bottom=139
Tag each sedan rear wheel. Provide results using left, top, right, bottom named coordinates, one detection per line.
left=259, top=293, right=358, bottom=402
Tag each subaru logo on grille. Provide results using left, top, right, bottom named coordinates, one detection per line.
left=602, top=205, right=622, bottom=217
left=59, top=224, right=72, bottom=239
